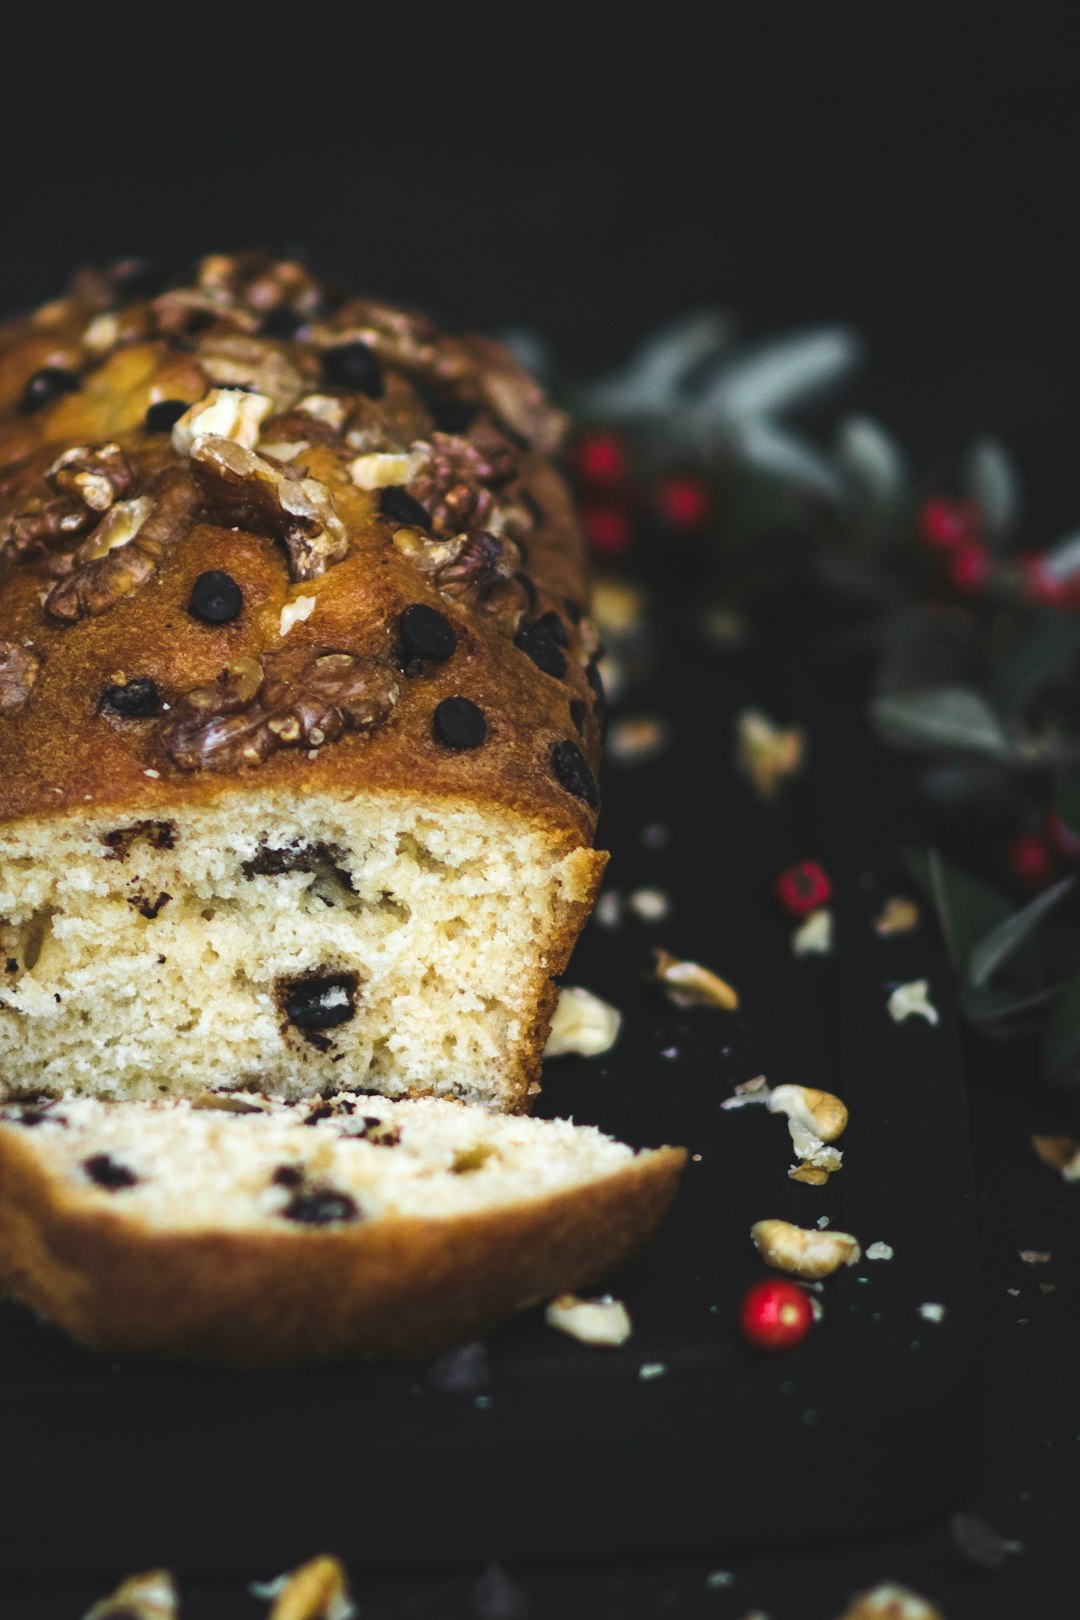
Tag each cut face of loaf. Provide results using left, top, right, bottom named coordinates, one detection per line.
left=0, top=1092, right=685, bottom=1362
left=0, top=253, right=608, bottom=1110
left=0, top=791, right=602, bottom=1109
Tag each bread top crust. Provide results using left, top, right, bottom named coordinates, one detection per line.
left=0, top=255, right=602, bottom=846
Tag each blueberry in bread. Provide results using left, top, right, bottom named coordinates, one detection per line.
left=0, top=254, right=608, bottom=1110
left=0, top=1092, right=684, bottom=1362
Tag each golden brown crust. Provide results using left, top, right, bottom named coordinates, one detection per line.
left=0, top=255, right=602, bottom=842
left=0, top=1122, right=685, bottom=1363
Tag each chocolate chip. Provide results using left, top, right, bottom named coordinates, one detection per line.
left=586, top=657, right=606, bottom=713
left=379, top=486, right=431, bottom=529
left=144, top=399, right=190, bottom=433
left=102, top=678, right=160, bottom=717
left=400, top=603, right=457, bottom=663
left=433, top=696, right=487, bottom=750
left=514, top=623, right=567, bottom=679
left=260, top=306, right=307, bottom=339
left=569, top=699, right=588, bottom=734
left=11, top=1102, right=64, bottom=1127
left=304, top=1101, right=336, bottom=1125
left=83, top=1154, right=138, bottom=1190
left=283, top=1187, right=360, bottom=1225
left=322, top=340, right=384, bottom=397
left=551, top=739, right=599, bottom=807
left=534, top=610, right=567, bottom=646
left=188, top=570, right=243, bottom=623
left=281, top=972, right=358, bottom=1032
left=19, top=367, right=80, bottom=414
left=272, top=1164, right=304, bottom=1187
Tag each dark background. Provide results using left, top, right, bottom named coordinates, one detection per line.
left=3, top=10, right=1080, bottom=1615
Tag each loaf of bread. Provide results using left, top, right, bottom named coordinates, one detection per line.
left=0, top=1091, right=683, bottom=1362
left=0, top=255, right=607, bottom=1111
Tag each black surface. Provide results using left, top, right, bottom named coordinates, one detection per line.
left=3, top=17, right=1080, bottom=1613
left=0, top=590, right=977, bottom=1583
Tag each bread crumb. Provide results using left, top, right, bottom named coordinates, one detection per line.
left=887, top=980, right=939, bottom=1025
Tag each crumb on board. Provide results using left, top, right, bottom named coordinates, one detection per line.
left=887, top=980, right=939, bottom=1025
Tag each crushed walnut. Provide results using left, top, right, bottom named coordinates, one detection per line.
left=46, top=472, right=202, bottom=621
left=652, top=948, right=739, bottom=1010
left=836, top=1585, right=946, bottom=1620
left=545, top=1294, right=633, bottom=1346
left=544, top=986, right=622, bottom=1058
left=250, top=1554, right=356, bottom=1620
left=392, top=525, right=526, bottom=627
left=46, top=442, right=134, bottom=512
left=191, top=435, right=348, bottom=580
left=160, top=648, right=398, bottom=771
left=1031, top=1135, right=1080, bottom=1180
left=734, top=708, right=806, bottom=800
left=751, top=1218, right=861, bottom=1278
left=722, top=1081, right=847, bottom=1178
left=0, top=642, right=41, bottom=713
left=874, top=896, right=920, bottom=936
left=171, top=387, right=274, bottom=455
left=83, top=1568, right=179, bottom=1620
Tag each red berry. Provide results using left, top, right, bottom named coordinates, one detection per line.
left=775, top=860, right=832, bottom=917
left=653, top=474, right=711, bottom=530
left=582, top=502, right=632, bottom=557
left=1005, top=830, right=1056, bottom=888
left=1022, top=553, right=1080, bottom=608
left=946, top=540, right=990, bottom=594
left=918, top=497, right=980, bottom=550
left=572, top=431, right=629, bottom=489
left=739, top=1278, right=814, bottom=1352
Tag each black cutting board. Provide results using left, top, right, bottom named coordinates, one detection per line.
left=0, top=583, right=977, bottom=1581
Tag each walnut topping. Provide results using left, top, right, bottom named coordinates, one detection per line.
left=347, top=450, right=420, bottom=489
left=466, top=333, right=570, bottom=454
left=0, top=642, right=40, bottom=713
left=296, top=394, right=350, bottom=430
left=405, top=431, right=519, bottom=537
left=1, top=494, right=92, bottom=561
left=190, top=435, right=348, bottom=581
left=196, top=332, right=306, bottom=410
left=45, top=442, right=134, bottom=512
left=315, top=299, right=473, bottom=389
left=46, top=471, right=201, bottom=621
left=160, top=647, right=399, bottom=771
left=171, top=388, right=274, bottom=456
left=392, top=525, right=525, bottom=628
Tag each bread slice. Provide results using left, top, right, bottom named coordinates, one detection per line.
left=0, top=1092, right=685, bottom=1363
left=0, top=253, right=607, bottom=1111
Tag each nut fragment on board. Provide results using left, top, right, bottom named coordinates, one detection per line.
left=607, top=714, right=668, bottom=764
left=250, top=1554, right=356, bottom=1620
left=752, top=1218, right=861, bottom=1278
left=83, top=1569, right=179, bottom=1620
left=1031, top=1135, right=1080, bottom=1180
left=886, top=980, right=939, bottom=1025
left=545, top=1294, right=633, bottom=1346
left=734, top=708, right=806, bottom=800
left=653, top=948, right=739, bottom=1010
left=722, top=1081, right=847, bottom=1176
left=836, top=1583, right=945, bottom=1619
left=544, top=986, right=622, bottom=1057
left=874, top=896, right=920, bottom=936
left=792, top=908, right=833, bottom=956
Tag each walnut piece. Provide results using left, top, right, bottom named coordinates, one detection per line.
left=46, top=471, right=201, bottom=621
left=751, top=1218, right=861, bottom=1278
left=83, top=1568, right=179, bottom=1620
left=391, top=525, right=525, bottom=628
left=652, top=948, right=739, bottom=1010
left=196, top=332, right=306, bottom=411
left=171, top=388, right=274, bottom=456
left=46, top=442, right=134, bottom=512
left=545, top=1294, right=633, bottom=1346
left=254, top=1554, right=356, bottom=1620
left=544, top=986, right=622, bottom=1057
left=404, top=430, right=520, bottom=538
left=191, top=435, right=348, bottom=581
left=160, top=648, right=399, bottom=771
left=734, top=707, right=806, bottom=800
left=0, top=642, right=41, bottom=713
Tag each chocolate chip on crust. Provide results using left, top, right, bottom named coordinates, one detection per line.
left=379, top=486, right=431, bottom=529
left=551, top=739, right=599, bottom=807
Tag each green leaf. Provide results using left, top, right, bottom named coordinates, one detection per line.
left=992, top=614, right=1080, bottom=714
left=958, top=981, right=1060, bottom=1031
left=1043, top=968, right=1080, bottom=1089
left=968, top=877, right=1075, bottom=990
left=872, top=686, right=1016, bottom=761
left=904, top=848, right=1012, bottom=979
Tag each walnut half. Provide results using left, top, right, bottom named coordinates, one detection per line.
left=191, top=435, right=349, bottom=581
left=45, top=470, right=202, bottom=622
left=160, top=647, right=399, bottom=771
